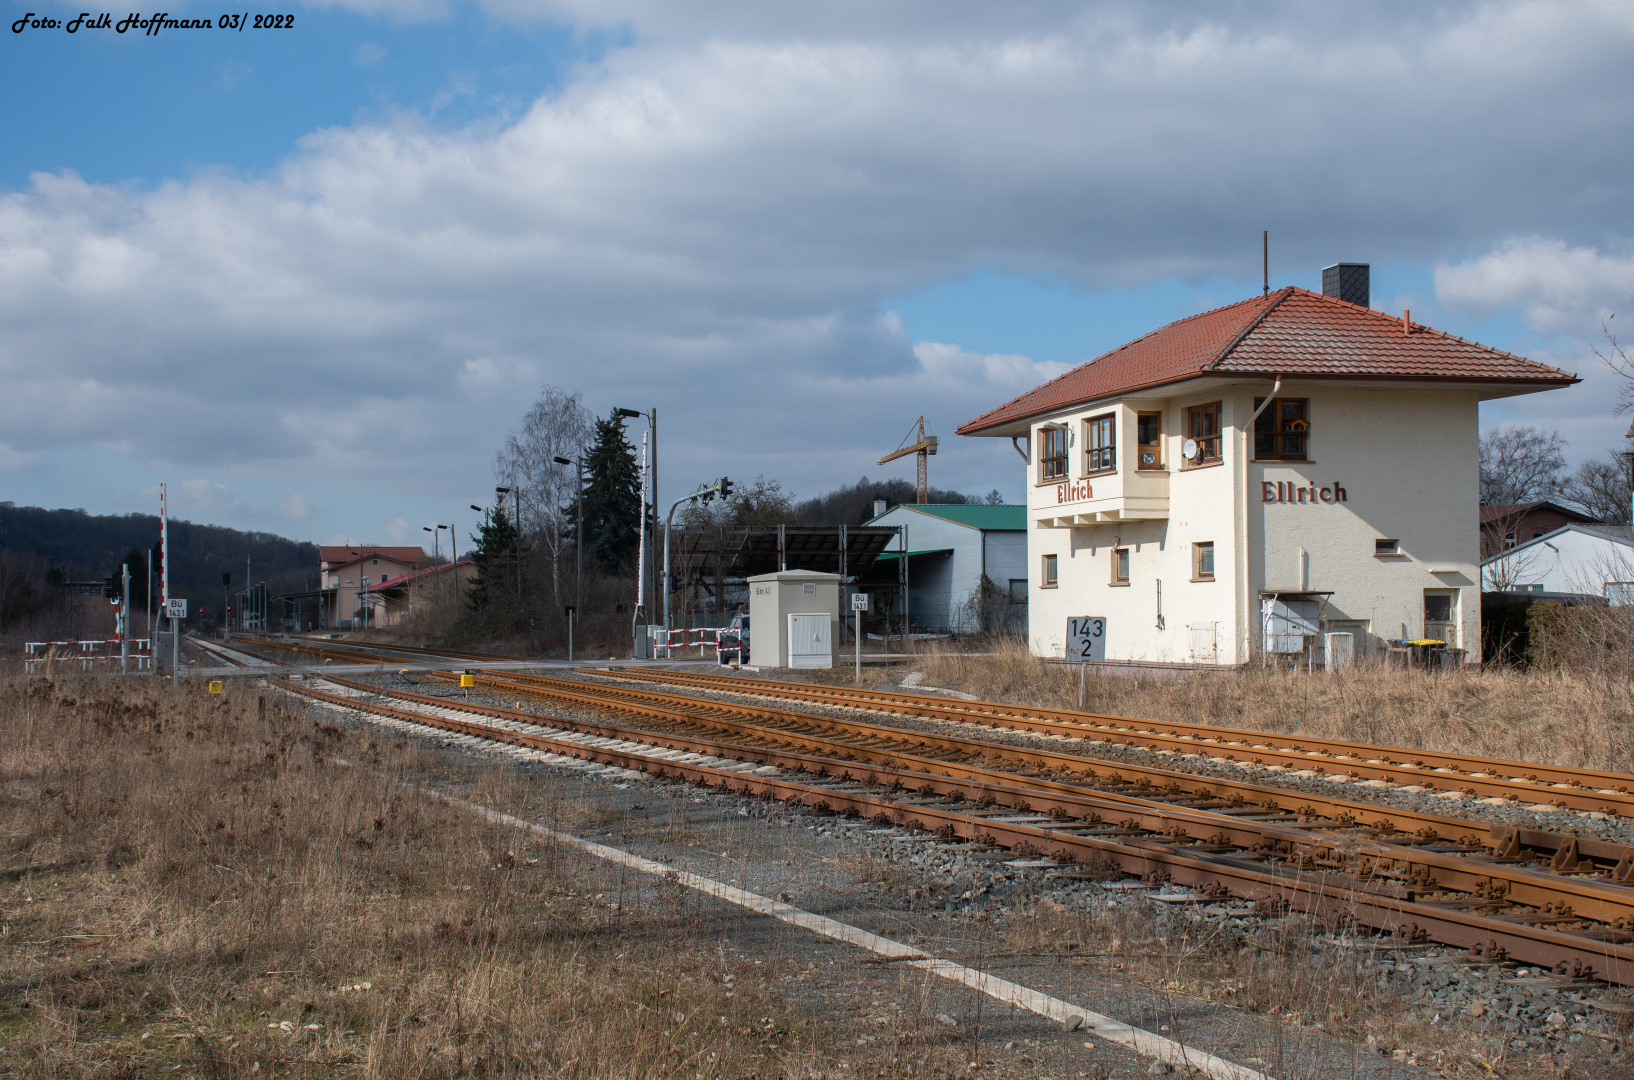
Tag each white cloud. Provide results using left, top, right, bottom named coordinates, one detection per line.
left=147, top=479, right=261, bottom=520
left=384, top=516, right=412, bottom=542
left=280, top=493, right=312, bottom=520
left=355, top=42, right=389, bottom=67
left=1435, top=239, right=1634, bottom=335
left=7, top=1, right=1634, bottom=528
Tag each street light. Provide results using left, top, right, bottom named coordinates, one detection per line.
left=553, top=455, right=584, bottom=631
left=425, top=523, right=457, bottom=614
left=495, top=486, right=522, bottom=604
left=616, top=407, right=657, bottom=635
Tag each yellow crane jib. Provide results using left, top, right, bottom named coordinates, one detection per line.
left=878, top=416, right=939, bottom=504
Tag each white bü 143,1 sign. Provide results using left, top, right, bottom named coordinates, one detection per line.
left=1065, top=616, right=1106, bottom=661
left=165, top=599, right=187, bottom=619
left=851, top=592, right=871, bottom=612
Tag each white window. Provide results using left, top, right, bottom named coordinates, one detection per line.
left=1607, top=583, right=1634, bottom=605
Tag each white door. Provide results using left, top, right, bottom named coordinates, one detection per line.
left=787, top=613, right=831, bottom=669
left=1424, top=590, right=1457, bottom=646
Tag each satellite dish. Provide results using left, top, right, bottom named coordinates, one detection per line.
left=1182, top=438, right=1199, bottom=461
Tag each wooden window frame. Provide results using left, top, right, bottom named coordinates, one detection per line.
left=1192, top=541, right=1215, bottom=582
left=1040, top=553, right=1059, bottom=588
left=1183, top=402, right=1223, bottom=468
left=1084, top=413, right=1116, bottom=475
left=1038, top=426, right=1068, bottom=482
left=1110, top=547, right=1130, bottom=586
left=1253, top=397, right=1311, bottom=461
left=1136, top=411, right=1163, bottom=470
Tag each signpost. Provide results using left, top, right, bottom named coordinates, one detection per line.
left=1065, top=616, right=1106, bottom=661
left=1066, top=616, right=1106, bottom=709
left=851, top=591, right=870, bottom=682
left=167, top=598, right=185, bottom=680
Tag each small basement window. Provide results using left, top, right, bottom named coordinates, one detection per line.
left=1192, top=542, right=1214, bottom=581
left=1008, top=579, right=1027, bottom=601
left=1041, top=554, right=1058, bottom=588
left=1375, top=538, right=1400, bottom=556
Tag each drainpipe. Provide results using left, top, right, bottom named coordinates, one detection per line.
left=1246, top=374, right=1284, bottom=428
left=1239, top=376, right=1283, bottom=664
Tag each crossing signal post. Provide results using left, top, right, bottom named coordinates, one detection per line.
left=661, top=476, right=734, bottom=655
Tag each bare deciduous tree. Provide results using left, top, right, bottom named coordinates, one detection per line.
left=1560, top=453, right=1633, bottom=525
left=493, top=385, right=593, bottom=618
left=1479, top=424, right=1566, bottom=506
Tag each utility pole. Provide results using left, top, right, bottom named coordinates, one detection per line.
left=663, top=478, right=731, bottom=653
left=494, top=486, right=522, bottom=605
left=616, top=406, right=657, bottom=635
left=120, top=562, right=130, bottom=674
left=553, top=455, right=585, bottom=627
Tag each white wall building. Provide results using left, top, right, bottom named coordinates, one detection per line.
left=864, top=504, right=1027, bottom=632
left=957, top=276, right=1577, bottom=665
left=1481, top=524, right=1634, bottom=602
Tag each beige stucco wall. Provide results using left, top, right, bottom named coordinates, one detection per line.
left=1026, top=382, right=1481, bottom=664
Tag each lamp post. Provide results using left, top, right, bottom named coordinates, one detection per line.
left=495, top=485, right=522, bottom=605
left=616, top=407, right=656, bottom=624
left=552, top=455, right=584, bottom=623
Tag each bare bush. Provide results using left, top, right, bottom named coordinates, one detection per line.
left=0, top=675, right=817, bottom=1078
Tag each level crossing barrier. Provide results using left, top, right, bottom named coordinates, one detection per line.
left=660, top=626, right=722, bottom=660
left=25, top=639, right=153, bottom=673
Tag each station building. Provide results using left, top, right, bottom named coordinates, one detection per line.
left=957, top=273, right=1577, bottom=666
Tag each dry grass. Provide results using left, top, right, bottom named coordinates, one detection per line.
left=0, top=675, right=827, bottom=1078
left=909, top=640, right=1634, bottom=774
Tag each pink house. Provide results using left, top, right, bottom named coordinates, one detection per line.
left=319, top=546, right=428, bottom=629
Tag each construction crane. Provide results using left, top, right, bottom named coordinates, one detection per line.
left=878, top=415, right=939, bottom=504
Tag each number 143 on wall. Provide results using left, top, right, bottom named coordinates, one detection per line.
left=1066, top=616, right=1106, bottom=661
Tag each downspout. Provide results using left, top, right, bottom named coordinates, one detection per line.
left=1239, top=376, right=1283, bottom=665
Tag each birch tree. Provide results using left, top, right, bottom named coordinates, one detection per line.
left=493, top=386, right=593, bottom=617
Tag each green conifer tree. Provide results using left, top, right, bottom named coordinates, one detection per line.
left=466, top=505, right=523, bottom=612
left=584, top=410, right=642, bottom=574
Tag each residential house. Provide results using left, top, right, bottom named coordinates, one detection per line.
left=956, top=269, right=1577, bottom=665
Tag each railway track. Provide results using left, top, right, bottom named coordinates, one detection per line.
left=210, top=634, right=1634, bottom=982
left=261, top=669, right=1634, bottom=984
left=222, top=635, right=1634, bottom=881
left=588, top=667, right=1634, bottom=817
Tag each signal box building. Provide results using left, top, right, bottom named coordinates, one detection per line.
left=957, top=273, right=1577, bottom=665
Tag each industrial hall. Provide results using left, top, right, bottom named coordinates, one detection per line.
left=957, top=266, right=1578, bottom=667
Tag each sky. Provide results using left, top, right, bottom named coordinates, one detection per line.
left=3, top=0, right=1634, bottom=551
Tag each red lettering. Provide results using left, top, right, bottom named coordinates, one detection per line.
left=1320, top=486, right=1332, bottom=503
left=1261, top=481, right=1276, bottom=502
left=1334, top=483, right=1346, bottom=501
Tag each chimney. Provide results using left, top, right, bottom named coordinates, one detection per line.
left=873, top=499, right=888, bottom=518
left=1321, top=263, right=1370, bottom=308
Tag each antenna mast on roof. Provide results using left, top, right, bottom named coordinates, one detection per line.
left=1263, top=231, right=1269, bottom=297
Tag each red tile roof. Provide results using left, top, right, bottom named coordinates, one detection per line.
left=361, top=559, right=472, bottom=592
left=320, top=545, right=428, bottom=566
left=957, top=287, right=1577, bottom=435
